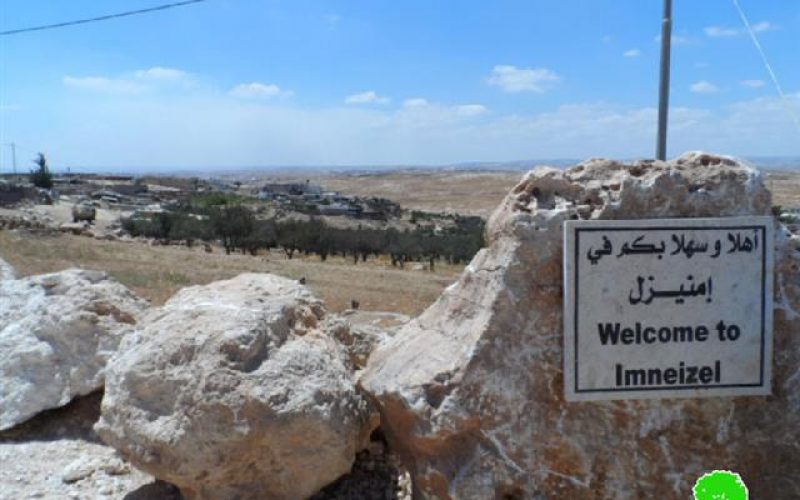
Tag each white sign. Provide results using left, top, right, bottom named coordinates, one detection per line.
left=563, top=216, right=773, bottom=401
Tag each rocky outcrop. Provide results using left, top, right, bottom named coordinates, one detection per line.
left=96, top=274, right=376, bottom=500
left=0, top=267, right=148, bottom=431
left=361, top=153, right=800, bottom=499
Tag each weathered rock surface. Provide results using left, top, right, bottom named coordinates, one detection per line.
left=328, top=310, right=411, bottom=370
left=361, top=152, right=800, bottom=499
left=96, top=273, right=375, bottom=500
left=0, top=266, right=148, bottom=431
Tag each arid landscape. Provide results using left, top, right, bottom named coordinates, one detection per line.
left=275, top=166, right=800, bottom=217
left=765, top=169, right=800, bottom=208
left=2, top=167, right=797, bottom=318
left=4, top=0, right=799, bottom=497
left=0, top=231, right=461, bottom=316
left=1, top=159, right=799, bottom=499
left=298, top=170, right=524, bottom=217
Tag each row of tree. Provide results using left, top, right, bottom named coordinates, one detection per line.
left=121, top=205, right=484, bottom=268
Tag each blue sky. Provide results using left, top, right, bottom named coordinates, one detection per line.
left=1, top=0, right=799, bottom=170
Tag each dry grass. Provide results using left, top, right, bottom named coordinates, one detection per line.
left=2, top=168, right=797, bottom=316
left=293, top=171, right=523, bottom=218
left=0, top=232, right=461, bottom=316
left=765, top=171, right=800, bottom=209
left=288, top=169, right=800, bottom=218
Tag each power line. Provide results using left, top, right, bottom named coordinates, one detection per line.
left=732, top=0, right=800, bottom=135
left=0, top=0, right=209, bottom=36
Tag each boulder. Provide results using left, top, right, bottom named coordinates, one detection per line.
left=96, top=273, right=376, bottom=500
left=361, top=152, right=800, bottom=499
left=0, top=268, right=149, bottom=430
left=71, top=202, right=96, bottom=223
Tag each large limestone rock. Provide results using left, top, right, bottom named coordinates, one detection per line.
left=361, top=152, right=800, bottom=499
left=96, top=274, right=375, bottom=500
left=0, top=266, right=149, bottom=430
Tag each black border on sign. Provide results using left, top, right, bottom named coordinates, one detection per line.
left=573, top=224, right=767, bottom=393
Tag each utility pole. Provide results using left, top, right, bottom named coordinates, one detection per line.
left=656, top=0, right=673, bottom=161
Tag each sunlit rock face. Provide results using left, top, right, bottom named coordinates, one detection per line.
left=0, top=265, right=148, bottom=431
left=361, top=152, right=800, bottom=499
left=96, top=273, right=376, bottom=500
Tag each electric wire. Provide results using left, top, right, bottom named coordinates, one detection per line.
left=732, top=0, right=800, bottom=135
left=0, top=0, right=208, bottom=36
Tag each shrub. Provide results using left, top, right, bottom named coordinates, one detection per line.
left=29, top=153, right=53, bottom=189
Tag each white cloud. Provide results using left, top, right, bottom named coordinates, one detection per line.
left=63, top=67, right=192, bottom=95
left=704, top=26, right=739, bottom=38
left=654, top=34, right=692, bottom=45
left=44, top=67, right=800, bottom=167
left=486, top=65, right=560, bottom=93
left=601, top=35, right=613, bottom=44
left=403, top=98, right=429, bottom=108
left=32, top=92, right=800, bottom=168
left=134, top=67, right=189, bottom=82
left=690, top=81, right=719, bottom=94
left=741, top=80, right=766, bottom=89
left=345, top=91, right=390, bottom=105
left=455, top=104, right=488, bottom=117
left=62, top=76, right=145, bottom=95
left=704, top=21, right=777, bottom=38
left=230, top=82, right=292, bottom=99
left=396, top=99, right=487, bottom=125
left=623, top=49, right=641, bottom=58
left=752, top=21, right=778, bottom=33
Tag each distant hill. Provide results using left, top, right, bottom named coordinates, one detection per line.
left=36, top=155, right=800, bottom=177
left=747, top=157, right=800, bottom=171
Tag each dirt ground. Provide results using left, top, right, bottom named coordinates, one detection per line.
left=0, top=231, right=461, bottom=316
left=0, top=392, right=178, bottom=500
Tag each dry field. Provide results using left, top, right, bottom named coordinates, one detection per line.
left=765, top=171, right=800, bottom=208
left=0, top=231, right=461, bottom=316
left=1, top=168, right=797, bottom=317
left=295, top=170, right=523, bottom=218
left=287, top=169, right=800, bottom=218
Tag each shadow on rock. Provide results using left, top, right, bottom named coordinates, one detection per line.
left=311, top=429, right=412, bottom=500
left=0, top=390, right=104, bottom=444
left=123, top=480, right=183, bottom=500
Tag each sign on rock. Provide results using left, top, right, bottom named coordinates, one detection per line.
left=563, top=216, right=773, bottom=401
